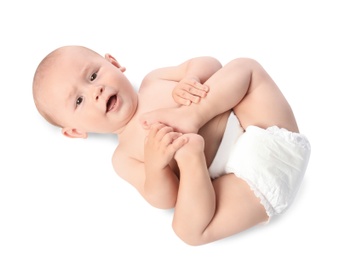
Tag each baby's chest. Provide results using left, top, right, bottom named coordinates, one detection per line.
left=121, top=127, right=147, bottom=162
left=122, top=81, right=179, bottom=160
left=139, top=81, right=178, bottom=111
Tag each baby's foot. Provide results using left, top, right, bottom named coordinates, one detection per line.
left=140, top=107, right=201, bottom=133
left=174, top=133, right=205, bottom=163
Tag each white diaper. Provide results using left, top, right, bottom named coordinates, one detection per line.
left=208, top=112, right=244, bottom=179
left=209, top=113, right=311, bottom=218
left=227, top=125, right=311, bottom=217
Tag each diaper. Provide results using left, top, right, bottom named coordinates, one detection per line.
left=226, top=125, right=311, bottom=218
left=208, top=111, right=244, bottom=179
left=208, top=113, right=311, bottom=218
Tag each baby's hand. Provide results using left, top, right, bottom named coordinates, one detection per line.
left=144, top=123, right=188, bottom=172
left=173, top=77, right=209, bottom=106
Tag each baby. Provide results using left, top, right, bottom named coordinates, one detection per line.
left=33, top=45, right=310, bottom=245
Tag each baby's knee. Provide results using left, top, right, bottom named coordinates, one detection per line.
left=231, top=57, right=261, bottom=69
left=171, top=222, right=206, bottom=246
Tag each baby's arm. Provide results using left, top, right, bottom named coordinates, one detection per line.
left=112, top=123, right=187, bottom=209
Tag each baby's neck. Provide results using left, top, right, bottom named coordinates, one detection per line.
left=116, top=101, right=144, bottom=140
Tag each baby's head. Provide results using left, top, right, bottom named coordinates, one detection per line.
left=33, top=45, right=138, bottom=138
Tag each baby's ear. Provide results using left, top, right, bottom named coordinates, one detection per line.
left=62, top=127, right=88, bottom=139
left=105, top=53, right=126, bottom=72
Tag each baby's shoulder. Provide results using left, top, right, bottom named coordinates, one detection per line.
left=111, top=143, right=128, bottom=166
left=111, top=144, right=145, bottom=189
left=111, top=144, right=142, bottom=175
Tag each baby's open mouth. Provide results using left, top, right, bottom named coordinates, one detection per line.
left=106, top=95, right=117, bottom=112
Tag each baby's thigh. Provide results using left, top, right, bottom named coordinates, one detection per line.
left=206, top=174, right=267, bottom=240
left=234, top=67, right=299, bottom=132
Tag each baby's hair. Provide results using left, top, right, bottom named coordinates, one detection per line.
left=32, top=48, right=63, bottom=127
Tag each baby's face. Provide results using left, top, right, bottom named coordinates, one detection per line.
left=41, top=47, right=138, bottom=136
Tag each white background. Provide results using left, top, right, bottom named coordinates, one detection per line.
left=1, top=0, right=344, bottom=259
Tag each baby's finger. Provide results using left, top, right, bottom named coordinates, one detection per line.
left=146, top=122, right=167, bottom=140
left=178, top=97, right=192, bottom=106
left=179, top=83, right=208, bottom=99
left=156, top=125, right=176, bottom=141
left=180, top=90, right=201, bottom=104
left=170, top=134, right=189, bottom=151
left=183, top=77, right=209, bottom=92
left=172, top=89, right=191, bottom=105
left=161, top=131, right=183, bottom=147
left=162, top=135, right=189, bottom=158
left=190, top=84, right=209, bottom=99
left=190, top=82, right=209, bottom=94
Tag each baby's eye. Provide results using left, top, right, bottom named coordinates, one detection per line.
left=90, top=72, right=98, bottom=81
left=76, top=96, right=84, bottom=106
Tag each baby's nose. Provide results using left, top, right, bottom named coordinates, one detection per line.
left=94, top=85, right=104, bottom=100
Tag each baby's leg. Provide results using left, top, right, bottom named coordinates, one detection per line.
left=141, top=58, right=252, bottom=133
left=171, top=60, right=301, bottom=245
left=231, top=59, right=298, bottom=132
left=141, top=58, right=298, bottom=133
left=173, top=133, right=267, bottom=245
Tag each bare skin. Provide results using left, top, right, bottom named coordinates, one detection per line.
left=140, top=58, right=299, bottom=245
left=141, top=58, right=298, bottom=134
left=33, top=46, right=225, bottom=209
left=33, top=47, right=299, bottom=246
